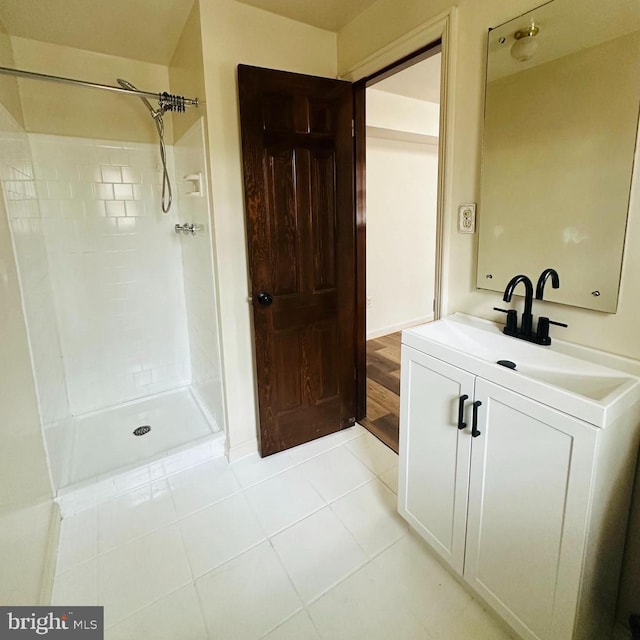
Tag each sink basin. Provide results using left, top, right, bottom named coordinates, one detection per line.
left=513, top=366, right=629, bottom=402
left=402, top=314, right=640, bottom=427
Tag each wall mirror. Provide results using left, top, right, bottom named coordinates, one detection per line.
left=476, top=0, right=640, bottom=312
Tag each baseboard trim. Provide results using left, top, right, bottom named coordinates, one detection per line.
left=367, top=315, right=434, bottom=341
left=226, top=437, right=258, bottom=462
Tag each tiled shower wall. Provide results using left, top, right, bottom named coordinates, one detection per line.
left=174, top=118, right=225, bottom=429
left=0, top=105, right=71, bottom=431
left=27, top=134, right=191, bottom=415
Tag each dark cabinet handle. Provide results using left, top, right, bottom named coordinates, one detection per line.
left=257, top=291, right=273, bottom=306
left=472, top=400, right=482, bottom=438
left=457, top=394, right=468, bottom=430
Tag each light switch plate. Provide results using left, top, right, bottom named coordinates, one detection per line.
left=458, top=203, right=476, bottom=233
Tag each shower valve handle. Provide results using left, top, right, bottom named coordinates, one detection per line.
left=175, top=223, right=197, bottom=235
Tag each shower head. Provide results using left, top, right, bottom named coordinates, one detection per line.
left=117, top=78, right=162, bottom=119
left=117, top=76, right=173, bottom=213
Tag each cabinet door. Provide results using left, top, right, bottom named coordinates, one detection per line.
left=398, top=346, right=475, bottom=572
left=465, top=378, right=597, bottom=640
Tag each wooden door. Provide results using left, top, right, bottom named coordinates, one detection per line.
left=238, top=65, right=356, bottom=457
left=465, top=379, right=597, bottom=640
left=398, top=346, right=474, bottom=572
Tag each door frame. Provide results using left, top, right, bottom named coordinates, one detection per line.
left=343, top=8, right=458, bottom=419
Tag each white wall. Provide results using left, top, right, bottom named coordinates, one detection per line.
left=25, top=133, right=191, bottom=415
left=367, top=88, right=440, bottom=137
left=198, top=0, right=337, bottom=459
left=366, top=90, right=439, bottom=337
left=10, top=36, right=174, bottom=144
left=175, top=117, right=225, bottom=430
left=169, top=0, right=207, bottom=143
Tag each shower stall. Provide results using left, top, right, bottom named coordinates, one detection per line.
left=0, top=61, right=226, bottom=513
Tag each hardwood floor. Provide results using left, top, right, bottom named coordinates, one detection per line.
left=360, top=332, right=401, bottom=452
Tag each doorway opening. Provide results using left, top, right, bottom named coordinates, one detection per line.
left=356, top=45, right=443, bottom=452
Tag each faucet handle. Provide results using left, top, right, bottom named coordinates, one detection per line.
left=493, top=307, right=518, bottom=333
left=536, top=316, right=567, bottom=345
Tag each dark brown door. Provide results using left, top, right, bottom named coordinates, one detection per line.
left=238, top=65, right=356, bottom=457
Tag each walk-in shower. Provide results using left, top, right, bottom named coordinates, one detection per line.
left=0, top=63, right=225, bottom=513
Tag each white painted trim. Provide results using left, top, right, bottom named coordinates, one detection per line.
left=340, top=7, right=458, bottom=321
left=226, top=436, right=259, bottom=462
left=366, top=125, right=439, bottom=146
left=339, top=9, right=455, bottom=83
left=367, top=315, right=434, bottom=341
left=436, top=9, right=458, bottom=319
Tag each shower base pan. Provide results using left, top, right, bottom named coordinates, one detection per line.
left=49, top=387, right=225, bottom=516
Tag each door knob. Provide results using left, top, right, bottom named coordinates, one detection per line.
left=257, top=291, right=273, bottom=306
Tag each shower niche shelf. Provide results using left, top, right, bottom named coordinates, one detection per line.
left=184, top=173, right=203, bottom=197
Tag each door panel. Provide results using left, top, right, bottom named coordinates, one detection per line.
left=398, top=346, right=474, bottom=572
left=465, top=379, right=597, bottom=640
left=310, top=150, right=337, bottom=291
left=266, top=146, right=298, bottom=296
left=238, top=65, right=356, bottom=456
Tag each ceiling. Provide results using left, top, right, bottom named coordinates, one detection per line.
left=372, top=54, right=442, bottom=103
left=234, top=0, right=378, bottom=32
left=0, top=0, right=195, bottom=65
left=0, top=0, right=379, bottom=65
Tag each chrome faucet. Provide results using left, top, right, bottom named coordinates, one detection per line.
left=503, top=274, right=534, bottom=336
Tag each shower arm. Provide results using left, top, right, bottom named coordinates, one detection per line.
left=0, top=65, right=198, bottom=108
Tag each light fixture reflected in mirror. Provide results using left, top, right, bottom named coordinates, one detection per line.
left=511, top=23, right=540, bottom=62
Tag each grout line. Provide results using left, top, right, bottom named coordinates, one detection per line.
left=302, top=555, right=371, bottom=608
left=257, top=607, right=306, bottom=640
left=265, top=537, right=314, bottom=634
left=103, top=575, right=195, bottom=631
left=227, top=426, right=367, bottom=490
left=186, top=534, right=268, bottom=583
left=171, top=485, right=245, bottom=521
left=96, top=502, right=180, bottom=557
left=192, top=570, right=213, bottom=639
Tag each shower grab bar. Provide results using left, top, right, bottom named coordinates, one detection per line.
left=0, top=65, right=198, bottom=108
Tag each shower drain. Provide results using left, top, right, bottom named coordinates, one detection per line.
left=133, top=425, right=151, bottom=436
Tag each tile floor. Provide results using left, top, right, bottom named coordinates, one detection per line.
left=52, top=425, right=518, bottom=640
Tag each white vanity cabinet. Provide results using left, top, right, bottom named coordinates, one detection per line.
left=398, top=319, right=640, bottom=640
